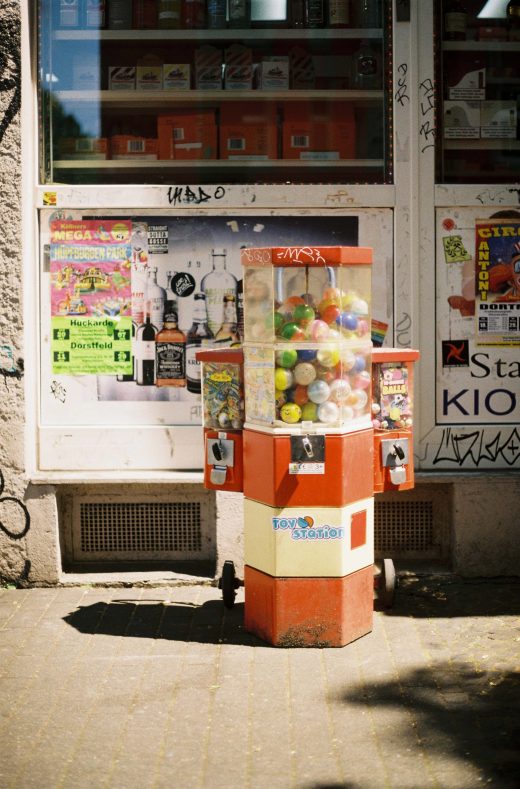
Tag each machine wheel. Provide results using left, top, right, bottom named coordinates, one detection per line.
left=219, top=560, right=238, bottom=609
left=379, top=558, right=397, bottom=608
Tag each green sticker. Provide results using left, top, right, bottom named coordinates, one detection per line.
left=442, top=234, right=471, bottom=263
left=51, top=316, right=133, bottom=375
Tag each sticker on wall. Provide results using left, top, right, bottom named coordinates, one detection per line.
left=43, top=192, right=57, bottom=207
left=50, top=219, right=133, bottom=375
left=442, top=339, right=469, bottom=367
left=442, top=234, right=472, bottom=264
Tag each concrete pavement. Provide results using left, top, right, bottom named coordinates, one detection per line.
left=1, top=574, right=519, bottom=789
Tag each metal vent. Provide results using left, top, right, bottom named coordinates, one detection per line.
left=70, top=492, right=214, bottom=563
left=375, top=500, right=435, bottom=553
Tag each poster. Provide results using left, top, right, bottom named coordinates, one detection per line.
left=50, top=219, right=133, bottom=374
left=475, top=219, right=520, bottom=347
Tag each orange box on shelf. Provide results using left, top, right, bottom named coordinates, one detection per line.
left=243, top=428, right=374, bottom=507
left=219, top=104, right=278, bottom=160
left=157, top=111, right=217, bottom=160
left=110, top=135, right=158, bottom=159
left=244, top=565, right=374, bottom=647
left=282, top=102, right=355, bottom=160
left=58, top=137, right=108, bottom=160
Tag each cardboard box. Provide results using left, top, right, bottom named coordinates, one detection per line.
left=163, top=64, right=191, bottom=90
left=136, top=55, right=163, bottom=91
left=480, top=101, right=517, bottom=139
left=289, top=46, right=315, bottom=90
left=224, top=44, right=253, bottom=90
left=195, top=46, right=222, bottom=90
left=110, top=135, right=158, bottom=159
left=282, top=103, right=355, bottom=160
left=108, top=66, right=136, bottom=90
left=444, top=101, right=480, bottom=139
left=219, top=104, right=278, bottom=160
left=257, top=57, right=289, bottom=90
left=158, top=111, right=217, bottom=160
left=58, top=138, right=108, bottom=160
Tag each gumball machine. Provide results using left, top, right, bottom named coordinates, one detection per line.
left=197, top=348, right=245, bottom=492
left=240, top=246, right=375, bottom=647
left=371, top=348, right=420, bottom=493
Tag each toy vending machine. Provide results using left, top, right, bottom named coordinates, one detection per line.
left=197, top=348, right=245, bottom=492
left=371, top=348, right=420, bottom=493
left=241, top=246, right=375, bottom=647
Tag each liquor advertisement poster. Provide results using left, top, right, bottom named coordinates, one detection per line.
left=475, top=219, right=520, bottom=347
left=50, top=220, right=133, bottom=374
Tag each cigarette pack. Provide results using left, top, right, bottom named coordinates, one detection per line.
left=282, top=103, right=355, bottom=160
left=158, top=111, right=217, bottom=160
left=219, top=104, right=278, bottom=159
left=108, top=66, right=136, bottom=90
left=195, top=46, right=222, bottom=90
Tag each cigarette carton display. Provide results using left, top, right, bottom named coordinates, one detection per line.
left=136, top=55, right=163, bottom=91
left=158, top=111, right=217, bottom=160
left=289, top=46, right=315, bottom=90
left=443, top=101, right=480, bottom=139
left=195, top=46, right=222, bottom=90
left=110, top=135, right=158, bottom=159
left=163, top=64, right=191, bottom=91
left=447, top=61, right=486, bottom=101
left=58, top=137, right=108, bottom=160
left=282, top=103, right=355, bottom=160
left=480, top=101, right=517, bottom=139
left=257, top=57, right=289, bottom=90
left=108, top=66, right=136, bottom=90
left=219, top=104, right=278, bottom=160
left=224, top=44, right=253, bottom=90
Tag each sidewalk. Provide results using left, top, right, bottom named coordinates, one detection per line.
left=1, top=574, right=519, bottom=789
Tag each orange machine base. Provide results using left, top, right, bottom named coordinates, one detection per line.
left=244, top=564, right=373, bottom=648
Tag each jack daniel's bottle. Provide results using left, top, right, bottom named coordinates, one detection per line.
left=155, top=299, right=186, bottom=387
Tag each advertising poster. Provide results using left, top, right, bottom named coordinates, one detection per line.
left=435, top=207, right=520, bottom=469
left=475, top=219, right=520, bottom=347
left=50, top=219, right=133, bottom=375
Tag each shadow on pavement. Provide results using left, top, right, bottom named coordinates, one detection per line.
left=337, top=661, right=520, bottom=788
left=387, top=575, right=520, bottom=618
left=63, top=598, right=271, bottom=647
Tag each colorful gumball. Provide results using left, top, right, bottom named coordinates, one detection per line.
left=349, top=388, right=368, bottom=410
left=329, top=378, right=352, bottom=403
left=317, top=401, right=339, bottom=424
left=356, top=319, right=370, bottom=338
left=320, top=303, right=341, bottom=324
left=352, top=354, right=367, bottom=373
left=280, top=322, right=304, bottom=340
left=297, top=349, right=317, bottom=362
left=280, top=402, right=302, bottom=424
left=351, top=298, right=369, bottom=316
left=273, top=312, right=285, bottom=333
left=301, top=402, right=318, bottom=421
left=308, top=319, right=330, bottom=341
left=294, top=362, right=317, bottom=386
left=338, top=312, right=358, bottom=331
left=275, top=349, right=298, bottom=368
left=274, top=367, right=293, bottom=391
left=316, top=348, right=340, bottom=368
left=293, top=385, right=309, bottom=406
left=307, top=379, right=330, bottom=404
left=353, top=370, right=371, bottom=390
left=293, top=303, right=315, bottom=324
left=340, top=290, right=356, bottom=310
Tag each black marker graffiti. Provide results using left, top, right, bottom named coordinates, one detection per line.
left=0, top=15, right=21, bottom=145
left=433, top=427, right=520, bottom=467
left=167, top=185, right=226, bottom=206
left=0, top=469, right=30, bottom=541
left=395, top=63, right=409, bottom=106
left=396, top=312, right=412, bottom=347
left=476, top=188, right=520, bottom=205
left=419, top=78, right=435, bottom=153
left=50, top=380, right=67, bottom=402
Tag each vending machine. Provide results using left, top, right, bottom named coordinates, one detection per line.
left=198, top=245, right=420, bottom=648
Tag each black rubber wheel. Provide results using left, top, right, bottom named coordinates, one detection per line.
left=220, top=560, right=237, bottom=609
left=380, top=558, right=397, bottom=608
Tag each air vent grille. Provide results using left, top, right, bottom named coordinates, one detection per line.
left=375, top=500, right=435, bottom=553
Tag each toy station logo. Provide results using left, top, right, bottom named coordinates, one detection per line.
left=272, top=515, right=344, bottom=541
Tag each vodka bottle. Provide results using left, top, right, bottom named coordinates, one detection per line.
left=200, top=249, right=237, bottom=337
left=135, top=317, right=157, bottom=386
left=146, top=267, right=166, bottom=332
left=155, top=299, right=186, bottom=387
left=186, top=293, right=213, bottom=394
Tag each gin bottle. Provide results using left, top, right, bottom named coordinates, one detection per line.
left=146, top=267, right=166, bottom=332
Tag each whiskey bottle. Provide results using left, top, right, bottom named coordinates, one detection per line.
left=214, top=294, right=240, bottom=345
left=186, top=293, right=214, bottom=394
left=155, top=300, right=186, bottom=387
left=135, top=317, right=157, bottom=386
left=200, top=248, right=237, bottom=337
left=444, top=0, right=467, bottom=41
left=305, top=0, right=324, bottom=27
left=107, top=0, right=133, bottom=29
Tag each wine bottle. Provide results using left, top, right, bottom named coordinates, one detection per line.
left=135, top=317, right=157, bottom=386
left=444, top=0, right=467, bottom=41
